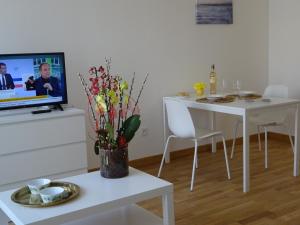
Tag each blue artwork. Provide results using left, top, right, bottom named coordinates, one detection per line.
left=196, top=0, right=233, bottom=24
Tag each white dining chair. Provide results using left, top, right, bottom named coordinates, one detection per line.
left=158, top=98, right=231, bottom=191
left=230, top=85, right=294, bottom=168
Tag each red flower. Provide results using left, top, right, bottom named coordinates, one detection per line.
left=91, top=87, right=99, bottom=95
left=102, top=83, right=107, bottom=89
left=91, top=79, right=98, bottom=86
left=109, top=107, right=116, bottom=121
left=118, top=135, right=127, bottom=147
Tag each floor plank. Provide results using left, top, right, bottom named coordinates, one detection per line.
left=137, top=139, right=299, bottom=225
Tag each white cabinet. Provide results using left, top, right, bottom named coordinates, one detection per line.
left=0, top=107, right=88, bottom=224
left=0, top=107, right=88, bottom=191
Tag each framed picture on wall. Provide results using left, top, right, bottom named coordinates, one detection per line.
left=196, top=0, right=233, bottom=24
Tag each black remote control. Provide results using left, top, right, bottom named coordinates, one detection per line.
left=31, top=109, right=52, bottom=114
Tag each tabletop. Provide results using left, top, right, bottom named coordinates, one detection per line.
left=164, top=96, right=300, bottom=115
left=0, top=168, right=172, bottom=225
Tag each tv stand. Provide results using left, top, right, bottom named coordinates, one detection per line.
left=0, top=107, right=87, bottom=191
left=0, top=107, right=87, bottom=225
left=53, top=104, right=64, bottom=111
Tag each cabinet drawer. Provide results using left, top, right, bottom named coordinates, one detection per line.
left=0, top=142, right=87, bottom=186
left=0, top=115, right=85, bottom=156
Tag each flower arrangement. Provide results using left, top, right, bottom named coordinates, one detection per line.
left=193, top=82, right=206, bottom=96
left=79, top=59, right=148, bottom=154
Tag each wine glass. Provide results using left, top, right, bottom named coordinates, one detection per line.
left=233, top=80, right=241, bottom=94
left=221, top=79, right=228, bottom=94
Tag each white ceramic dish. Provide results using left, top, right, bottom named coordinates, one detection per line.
left=206, top=94, right=224, bottom=100
left=27, top=179, right=51, bottom=195
left=239, top=91, right=256, bottom=96
left=39, top=187, right=66, bottom=203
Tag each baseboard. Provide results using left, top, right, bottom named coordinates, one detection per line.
left=88, top=132, right=292, bottom=172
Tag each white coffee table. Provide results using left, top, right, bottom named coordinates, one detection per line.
left=0, top=167, right=174, bottom=225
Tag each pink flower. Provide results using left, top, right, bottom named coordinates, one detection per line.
left=98, top=66, right=105, bottom=73
left=89, top=67, right=97, bottom=75
left=120, top=108, right=127, bottom=119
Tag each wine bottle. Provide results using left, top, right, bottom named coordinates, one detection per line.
left=209, top=64, right=217, bottom=94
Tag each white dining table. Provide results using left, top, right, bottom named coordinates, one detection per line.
left=163, top=96, right=300, bottom=193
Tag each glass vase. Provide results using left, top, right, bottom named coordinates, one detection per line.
left=99, top=145, right=129, bottom=179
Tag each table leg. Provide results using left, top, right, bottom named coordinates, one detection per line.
left=243, top=111, right=250, bottom=192
left=294, top=104, right=299, bottom=176
left=211, top=112, right=216, bottom=153
left=162, top=192, right=175, bottom=225
left=163, top=99, right=170, bottom=163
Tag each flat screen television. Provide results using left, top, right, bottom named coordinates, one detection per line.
left=0, top=52, right=67, bottom=110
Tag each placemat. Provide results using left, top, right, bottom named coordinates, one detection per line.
left=196, top=96, right=236, bottom=104
left=237, top=94, right=262, bottom=100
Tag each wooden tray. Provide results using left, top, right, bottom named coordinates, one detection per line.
left=11, top=182, right=80, bottom=207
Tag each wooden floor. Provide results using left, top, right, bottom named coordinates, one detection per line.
left=136, top=138, right=300, bottom=225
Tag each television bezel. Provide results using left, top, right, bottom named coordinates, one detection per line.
left=0, top=52, right=68, bottom=110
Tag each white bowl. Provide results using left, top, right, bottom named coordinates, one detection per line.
left=39, top=187, right=65, bottom=203
left=27, top=179, right=51, bottom=195
left=239, top=91, right=256, bottom=96
left=206, top=94, right=224, bottom=100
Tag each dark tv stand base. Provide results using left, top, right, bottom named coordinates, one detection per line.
left=53, top=104, right=64, bottom=111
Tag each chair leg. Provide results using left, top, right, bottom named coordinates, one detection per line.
left=158, top=136, right=174, bottom=177
left=222, top=136, right=231, bottom=180
left=230, top=120, right=240, bottom=159
left=287, top=125, right=294, bottom=153
left=190, top=140, right=198, bottom=192
left=257, top=125, right=262, bottom=151
left=195, top=140, right=199, bottom=169
left=264, top=127, right=268, bottom=169
left=289, top=132, right=294, bottom=153
left=195, top=151, right=198, bottom=169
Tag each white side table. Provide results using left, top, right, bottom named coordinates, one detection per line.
left=0, top=168, right=175, bottom=225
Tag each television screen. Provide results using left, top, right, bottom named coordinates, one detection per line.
left=0, top=52, right=67, bottom=110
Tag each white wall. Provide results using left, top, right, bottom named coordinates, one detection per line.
left=0, top=0, right=269, bottom=169
left=268, top=0, right=300, bottom=134
left=269, top=0, right=300, bottom=98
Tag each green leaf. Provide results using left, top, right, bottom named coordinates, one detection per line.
left=94, top=140, right=100, bottom=155
left=122, top=115, right=141, bottom=143
left=106, top=122, right=114, bottom=141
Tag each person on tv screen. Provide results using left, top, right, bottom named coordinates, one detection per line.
left=25, top=76, right=36, bottom=91
left=35, top=63, right=61, bottom=97
left=0, top=63, right=15, bottom=90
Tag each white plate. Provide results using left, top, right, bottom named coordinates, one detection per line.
left=239, top=91, right=256, bottom=96
left=206, top=94, right=224, bottom=100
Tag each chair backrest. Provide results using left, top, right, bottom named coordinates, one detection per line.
left=262, top=85, right=289, bottom=123
left=165, top=99, right=195, bottom=138
left=263, top=85, right=289, bottom=98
